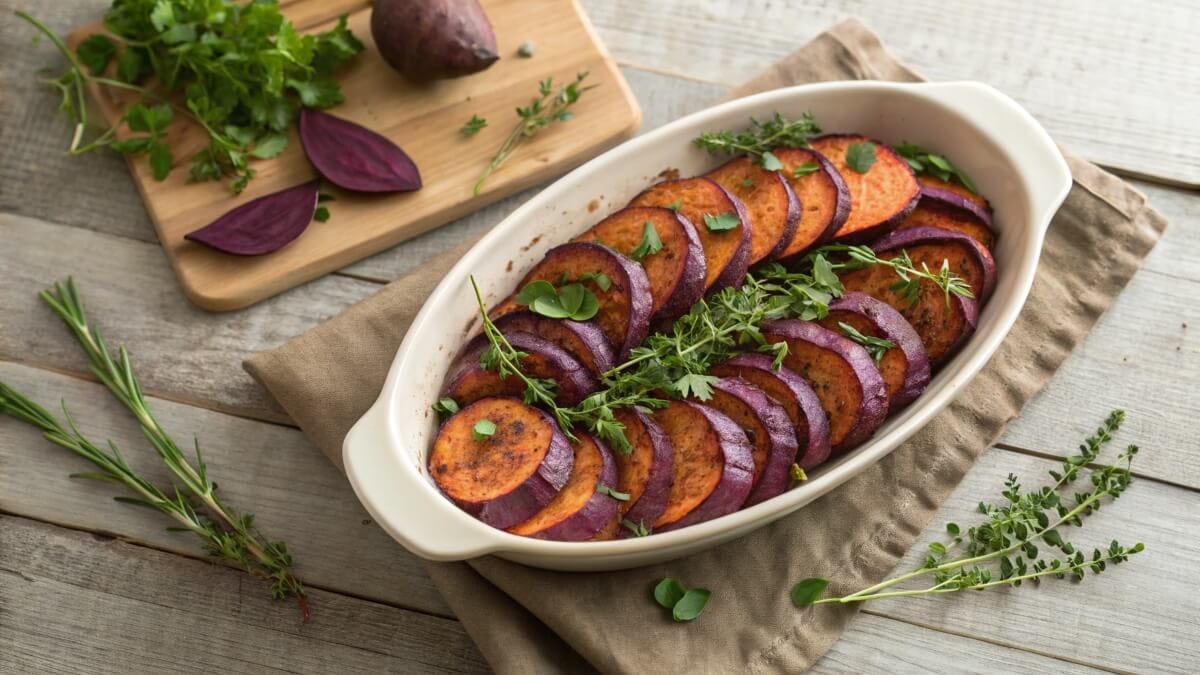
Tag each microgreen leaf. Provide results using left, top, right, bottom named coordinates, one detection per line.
left=845, top=142, right=876, bottom=173
left=432, top=398, right=460, bottom=417
left=790, top=578, right=830, bottom=606
left=672, top=588, right=711, bottom=622
left=629, top=221, right=663, bottom=261
left=472, top=419, right=497, bottom=442
left=531, top=293, right=571, bottom=319
left=577, top=271, right=612, bottom=292
left=654, top=578, right=686, bottom=608
left=557, top=283, right=586, bottom=315
left=702, top=212, right=739, bottom=232
left=596, top=483, right=630, bottom=501
left=622, top=519, right=650, bottom=537
left=791, top=161, right=820, bottom=178
left=515, top=280, right=557, bottom=305
left=461, top=114, right=488, bottom=137
left=760, top=150, right=784, bottom=171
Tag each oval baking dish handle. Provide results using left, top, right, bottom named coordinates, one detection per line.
left=343, top=403, right=502, bottom=561
left=926, top=81, right=1074, bottom=236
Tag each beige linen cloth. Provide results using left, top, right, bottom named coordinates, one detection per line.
left=245, top=19, right=1167, bottom=673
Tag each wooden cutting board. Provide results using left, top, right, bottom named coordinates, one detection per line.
left=69, top=0, right=640, bottom=311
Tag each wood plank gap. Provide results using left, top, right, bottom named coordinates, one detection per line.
left=0, top=506, right=459, bottom=622
left=331, top=269, right=390, bottom=285
left=614, top=59, right=734, bottom=87
left=993, top=442, right=1200, bottom=495
left=858, top=609, right=1129, bottom=674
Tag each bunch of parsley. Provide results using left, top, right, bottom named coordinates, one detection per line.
left=20, top=0, right=363, bottom=193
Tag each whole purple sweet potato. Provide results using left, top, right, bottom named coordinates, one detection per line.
left=372, top=0, right=499, bottom=81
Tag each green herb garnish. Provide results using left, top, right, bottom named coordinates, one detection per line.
left=741, top=177, right=754, bottom=188
left=596, top=483, right=630, bottom=501
left=629, top=221, right=664, bottom=261
left=622, top=519, right=650, bottom=537
left=896, top=142, right=977, bottom=193
left=760, top=150, right=784, bottom=171
left=474, top=72, right=594, bottom=195
left=576, top=271, right=612, bottom=292
left=837, top=322, right=894, bottom=365
left=792, top=411, right=1143, bottom=606
left=515, top=279, right=601, bottom=321
left=461, top=114, right=488, bottom=137
left=653, top=578, right=711, bottom=622
left=702, top=212, right=739, bottom=232
left=313, top=206, right=331, bottom=223
left=432, top=397, right=460, bottom=417
left=792, top=162, right=820, bottom=178
left=16, top=5, right=363, bottom=193
left=472, top=419, right=497, bottom=441
left=694, top=112, right=821, bottom=158
left=667, top=200, right=682, bottom=212
left=845, top=142, right=877, bottom=173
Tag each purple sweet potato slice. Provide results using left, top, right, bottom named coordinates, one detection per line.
left=918, top=175, right=993, bottom=226
left=809, top=134, right=920, bottom=243
left=610, top=408, right=674, bottom=534
left=443, top=331, right=598, bottom=406
left=771, top=147, right=851, bottom=259
left=898, top=200, right=996, bottom=250
left=429, top=398, right=573, bottom=529
left=492, top=242, right=653, bottom=361
left=704, top=156, right=800, bottom=264
left=509, top=433, right=620, bottom=541
left=762, top=320, right=888, bottom=454
left=298, top=108, right=421, bottom=193
left=184, top=180, right=319, bottom=255
left=575, top=206, right=705, bottom=322
left=709, top=353, right=832, bottom=471
left=867, top=226, right=997, bottom=302
left=838, top=234, right=984, bottom=366
left=629, top=177, right=752, bottom=291
left=696, top=377, right=798, bottom=506
left=652, top=401, right=754, bottom=531
left=819, top=292, right=931, bottom=413
left=488, top=311, right=615, bottom=375
left=371, top=0, right=499, bottom=81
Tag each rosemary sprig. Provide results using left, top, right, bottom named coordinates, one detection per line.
left=0, top=279, right=308, bottom=618
left=473, top=72, right=595, bottom=195
left=791, top=411, right=1143, bottom=606
left=693, top=112, right=821, bottom=159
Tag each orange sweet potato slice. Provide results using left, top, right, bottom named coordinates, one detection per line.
left=508, top=433, right=618, bottom=540
left=705, top=156, right=799, bottom=264
left=809, top=134, right=920, bottom=243
left=898, top=201, right=996, bottom=249
left=770, top=147, right=851, bottom=259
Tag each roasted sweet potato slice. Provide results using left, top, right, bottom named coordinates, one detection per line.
left=710, top=353, right=832, bottom=471
left=868, top=226, right=997, bottom=302
left=443, top=331, right=598, bottom=406
left=762, top=320, right=888, bottom=453
left=491, top=242, right=652, bottom=360
left=918, top=175, right=992, bottom=223
left=488, top=311, right=615, bottom=375
left=809, top=134, right=920, bottom=243
left=705, top=156, right=799, bottom=264
left=629, top=177, right=751, bottom=291
left=610, top=408, right=674, bottom=530
left=818, top=292, right=931, bottom=413
left=898, top=201, right=996, bottom=249
left=429, top=398, right=574, bottom=529
left=771, top=147, right=851, bottom=259
left=697, top=378, right=798, bottom=506
left=652, top=401, right=753, bottom=530
left=509, top=433, right=620, bottom=541
left=576, top=206, right=705, bottom=322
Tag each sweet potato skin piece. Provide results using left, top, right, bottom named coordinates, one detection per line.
left=652, top=401, right=754, bottom=531
left=443, top=331, right=598, bottom=406
left=762, top=320, right=888, bottom=453
left=898, top=200, right=996, bottom=250
left=710, top=353, right=832, bottom=471
left=809, top=134, right=920, bottom=243
left=819, top=292, right=931, bottom=413
left=699, top=377, right=798, bottom=506
left=508, top=433, right=619, bottom=541
left=610, top=408, right=674, bottom=531
left=629, top=177, right=751, bottom=291
left=491, top=242, right=653, bottom=361
left=575, top=206, right=705, bottom=322
left=771, top=147, right=851, bottom=259
left=488, top=311, right=615, bottom=375
left=429, top=398, right=574, bottom=529
left=705, top=156, right=800, bottom=264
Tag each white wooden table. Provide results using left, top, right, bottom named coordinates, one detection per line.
left=2, top=1, right=1198, bottom=672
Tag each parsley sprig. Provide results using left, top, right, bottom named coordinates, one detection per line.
left=693, top=112, right=821, bottom=159
left=792, top=411, right=1144, bottom=606
left=896, top=142, right=978, bottom=193
left=18, top=3, right=363, bottom=193
left=473, top=72, right=595, bottom=195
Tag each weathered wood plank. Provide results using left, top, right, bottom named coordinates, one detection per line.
left=0, top=515, right=488, bottom=674
left=0, top=360, right=449, bottom=617
left=0, top=212, right=379, bottom=423
left=860, top=447, right=1200, bottom=674
left=580, top=0, right=1200, bottom=186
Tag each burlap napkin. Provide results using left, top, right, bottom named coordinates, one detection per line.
left=245, top=18, right=1167, bottom=673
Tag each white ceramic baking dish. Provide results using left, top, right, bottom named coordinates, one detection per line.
left=343, top=81, right=1071, bottom=572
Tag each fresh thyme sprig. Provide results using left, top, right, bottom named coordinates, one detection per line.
left=818, top=244, right=976, bottom=307
left=693, top=112, right=821, bottom=159
left=791, top=411, right=1144, bottom=606
left=473, top=72, right=595, bottom=195
left=0, top=279, right=308, bottom=618
left=471, top=245, right=973, bottom=454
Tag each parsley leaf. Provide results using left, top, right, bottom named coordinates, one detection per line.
left=895, top=142, right=978, bottom=193
left=461, top=114, right=488, bottom=137
left=250, top=134, right=289, bottom=160
left=432, top=397, right=460, bottom=417
left=702, top=212, right=739, bottom=232
left=845, top=142, right=877, bottom=173
left=760, top=150, right=784, bottom=171
left=791, top=161, right=820, bottom=178
left=675, top=372, right=719, bottom=400
left=629, top=221, right=663, bottom=261
left=472, top=419, right=497, bottom=442
left=76, top=34, right=116, bottom=75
